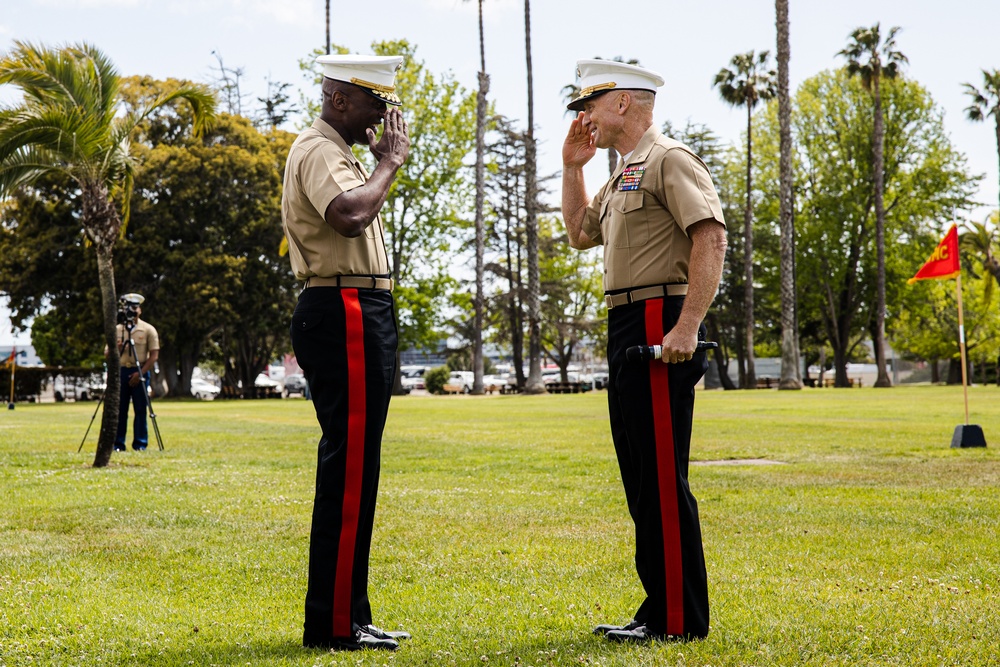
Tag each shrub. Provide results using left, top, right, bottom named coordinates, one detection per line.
left=423, top=366, right=450, bottom=395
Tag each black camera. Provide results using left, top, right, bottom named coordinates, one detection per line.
left=117, top=293, right=144, bottom=327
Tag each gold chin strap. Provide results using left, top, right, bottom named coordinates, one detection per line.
left=350, top=77, right=396, bottom=94
left=580, top=81, right=617, bottom=97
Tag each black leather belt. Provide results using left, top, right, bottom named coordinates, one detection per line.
left=605, top=284, right=687, bottom=309
left=303, top=275, right=394, bottom=291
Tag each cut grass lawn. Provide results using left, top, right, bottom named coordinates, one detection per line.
left=1, top=385, right=998, bottom=666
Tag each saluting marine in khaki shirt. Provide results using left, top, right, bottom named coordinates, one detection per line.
left=582, top=124, right=725, bottom=292
left=282, top=118, right=390, bottom=280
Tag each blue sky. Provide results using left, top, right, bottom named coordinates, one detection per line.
left=2, top=0, right=999, bottom=344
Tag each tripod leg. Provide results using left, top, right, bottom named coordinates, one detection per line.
left=78, top=390, right=107, bottom=452
left=140, top=372, right=165, bottom=451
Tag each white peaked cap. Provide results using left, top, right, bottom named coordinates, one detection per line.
left=315, top=54, right=404, bottom=106
left=567, top=59, right=665, bottom=111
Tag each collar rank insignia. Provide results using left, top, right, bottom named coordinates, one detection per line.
left=617, top=165, right=645, bottom=191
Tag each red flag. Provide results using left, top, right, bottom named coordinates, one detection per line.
left=1, top=349, right=15, bottom=366
left=908, top=224, right=960, bottom=284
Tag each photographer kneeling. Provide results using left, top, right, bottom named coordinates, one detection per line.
left=105, top=293, right=159, bottom=451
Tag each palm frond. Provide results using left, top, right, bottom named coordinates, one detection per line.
left=0, top=145, right=72, bottom=194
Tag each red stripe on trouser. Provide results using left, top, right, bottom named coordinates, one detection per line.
left=332, top=289, right=366, bottom=637
left=644, top=299, right=685, bottom=636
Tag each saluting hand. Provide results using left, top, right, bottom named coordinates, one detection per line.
left=562, top=112, right=597, bottom=168
left=368, top=107, right=410, bottom=168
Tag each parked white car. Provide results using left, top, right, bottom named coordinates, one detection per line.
left=442, top=370, right=474, bottom=394
left=190, top=378, right=220, bottom=400
left=400, top=365, right=428, bottom=391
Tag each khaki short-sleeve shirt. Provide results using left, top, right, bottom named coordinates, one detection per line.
left=282, top=119, right=389, bottom=280
left=116, top=319, right=159, bottom=368
left=581, top=125, right=726, bottom=292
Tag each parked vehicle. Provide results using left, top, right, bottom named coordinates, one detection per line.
left=190, top=378, right=220, bottom=400
left=442, top=370, right=474, bottom=394
left=400, top=365, right=428, bottom=391
left=282, top=373, right=308, bottom=397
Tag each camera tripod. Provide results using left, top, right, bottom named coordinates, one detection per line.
left=79, top=321, right=164, bottom=452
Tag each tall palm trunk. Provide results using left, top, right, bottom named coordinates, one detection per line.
left=325, top=0, right=330, bottom=54
left=872, top=74, right=891, bottom=387
left=472, top=0, right=489, bottom=394
left=776, top=0, right=802, bottom=389
left=82, top=183, right=123, bottom=467
left=743, top=104, right=756, bottom=389
left=523, top=0, right=544, bottom=394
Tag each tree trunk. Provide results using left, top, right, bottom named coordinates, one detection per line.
left=833, top=345, right=850, bottom=388
left=930, top=358, right=940, bottom=383
left=523, top=0, right=545, bottom=394
left=872, top=74, right=891, bottom=387
left=743, top=103, right=756, bottom=389
left=93, top=243, right=120, bottom=467
left=472, top=65, right=490, bottom=394
left=776, top=0, right=802, bottom=390
left=81, top=182, right=124, bottom=468
left=325, top=0, right=330, bottom=54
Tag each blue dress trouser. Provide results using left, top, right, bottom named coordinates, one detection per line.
left=115, top=366, right=149, bottom=449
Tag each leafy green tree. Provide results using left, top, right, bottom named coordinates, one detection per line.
left=838, top=23, right=908, bottom=387
left=0, top=41, right=214, bottom=466
left=120, top=110, right=296, bottom=398
left=894, top=257, right=1000, bottom=384
left=713, top=50, right=777, bottom=389
left=753, top=70, right=977, bottom=386
left=538, top=215, right=605, bottom=381
left=775, top=0, right=802, bottom=389
left=0, top=174, right=101, bottom=367
left=485, top=116, right=528, bottom=388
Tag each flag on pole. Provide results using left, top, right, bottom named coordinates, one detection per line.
left=1, top=349, right=16, bottom=367
left=908, top=224, right=960, bottom=284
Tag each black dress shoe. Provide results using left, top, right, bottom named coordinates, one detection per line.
left=593, top=619, right=643, bottom=636
left=364, top=624, right=411, bottom=641
left=312, top=628, right=398, bottom=651
left=113, top=445, right=126, bottom=451
left=604, top=625, right=679, bottom=643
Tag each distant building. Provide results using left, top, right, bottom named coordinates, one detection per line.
left=0, top=345, right=42, bottom=367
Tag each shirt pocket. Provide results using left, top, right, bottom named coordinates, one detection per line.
left=608, top=191, right=648, bottom=249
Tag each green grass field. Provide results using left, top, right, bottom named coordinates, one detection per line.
left=2, top=385, right=998, bottom=666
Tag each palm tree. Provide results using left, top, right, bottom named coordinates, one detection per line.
left=775, top=0, right=802, bottom=390
left=838, top=23, right=907, bottom=388
left=0, top=41, right=214, bottom=466
left=961, top=219, right=1000, bottom=299
left=963, top=69, right=1000, bottom=216
left=713, top=50, right=776, bottom=390
left=466, top=0, right=490, bottom=395
left=522, top=0, right=544, bottom=393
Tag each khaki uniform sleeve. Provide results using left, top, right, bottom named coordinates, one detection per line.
left=659, top=148, right=725, bottom=234
left=146, top=324, right=159, bottom=353
left=581, top=187, right=608, bottom=245
left=299, top=142, right=365, bottom=220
